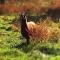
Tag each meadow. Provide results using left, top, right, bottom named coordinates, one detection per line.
left=0, top=15, right=60, bottom=60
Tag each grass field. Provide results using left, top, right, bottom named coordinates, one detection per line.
left=0, top=15, right=60, bottom=60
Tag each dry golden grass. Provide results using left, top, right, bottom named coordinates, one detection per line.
left=29, top=19, right=60, bottom=43
left=27, top=21, right=50, bottom=42
left=11, top=20, right=21, bottom=31
left=12, top=19, right=60, bottom=43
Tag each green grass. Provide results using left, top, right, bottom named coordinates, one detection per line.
left=0, top=15, right=60, bottom=60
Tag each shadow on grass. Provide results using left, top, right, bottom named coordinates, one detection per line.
left=14, top=42, right=60, bottom=55
left=14, top=42, right=34, bottom=53
left=39, top=46, right=60, bottom=56
left=13, top=36, right=34, bottom=53
left=14, top=37, right=60, bottom=56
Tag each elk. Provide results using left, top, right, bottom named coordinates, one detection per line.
left=20, top=13, right=36, bottom=44
left=20, top=13, right=50, bottom=44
